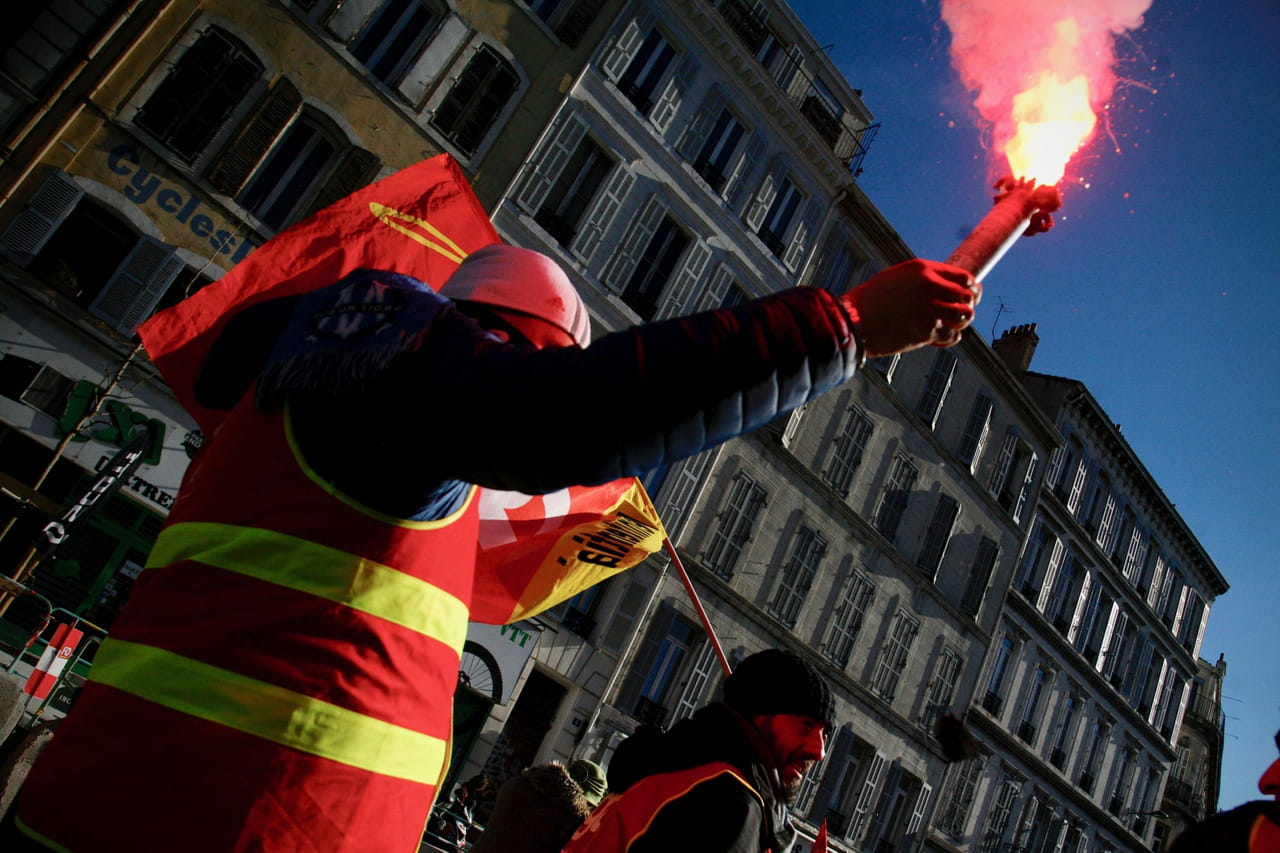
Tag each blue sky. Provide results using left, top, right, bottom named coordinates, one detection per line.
left=785, top=0, right=1280, bottom=812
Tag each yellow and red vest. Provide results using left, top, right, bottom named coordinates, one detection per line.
left=562, top=761, right=765, bottom=853
left=17, top=397, right=479, bottom=852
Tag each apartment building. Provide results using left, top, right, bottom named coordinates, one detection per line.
left=923, top=325, right=1229, bottom=853
left=446, top=5, right=1066, bottom=852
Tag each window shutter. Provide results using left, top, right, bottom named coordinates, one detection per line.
left=691, top=263, right=735, bottom=312
left=655, top=239, right=710, bottom=319
left=677, top=85, right=727, bottom=160
left=649, top=53, right=698, bottom=134
left=600, top=13, right=653, bottom=82
left=601, top=194, right=666, bottom=290
left=89, top=236, right=183, bottom=334
left=514, top=111, right=589, bottom=214
left=724, top=131, right=764, bottom=209
left=324, top=0, right=382, bottom=42
left=781, top=198, right=820, bottom=272
left=744, top=155, right=784, bottom=232
left=207, top=77, right=302, bottom=195
left=0, top=170, right=82, bottom=265
left=397, top=13, right=469, bottom=105
left=655, top=447, right=718, bottom=540
left=670, top=637, right=717, bottom=723
left=849, top=753, right=889, bottom=841
left=570, top=164, right=634, bottom=263
left=301, top=146, right=382, bottom=219
left=907, top=782, right=934, bottom=835
left=807, top=727, right=853, bottom=820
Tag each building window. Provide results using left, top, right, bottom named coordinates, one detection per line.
left=533, top=135, right=614, bottom=247
left=1044, top=553, right=1085, bottom=634
left=919, top=648, right=963, bottom=730
left=1076, top=715, right=1110, bottom=793
left=937, top=756, right=983, bottom=838
left=960, top=537, right=1000, bottom=616
left=237, top=112, right=339, bottom=230
left=1072, top=577, right=1107, bottom=658
left=824, top=405, right=873, bottom=497
left=429, top=45, right=520, bottom=157
left=1017, top=664, right=1051, bottom=745
left=982, top=775, right=1022, bottom=850
left=982, top=633, right=1017, bottom=717
left=869, top=609, right=920, bottom=703
left=915, top=349, right=957, bottom=427
left=769, top=524, right=827, bottom=628
left=1, top=173, right=184, bottom=334
left=620, top=604, right=700, bottom=728
left=1048, top=693, right=1081, bottom=770
left=988, top=427, right=1038, bottom=522
left=703, top=472, right=767, bottom=580
left=1013, top=520, right=1057, bottom=602
left=620, top=215, right=691, bottom=320
left=821, top=572, right=874, bottom=668
left=872, top=453, right=918, bottom=543
left=916, top=494, right=959, bottom=580
left=956, top=393, right=994, bottom=470
left=134, top=26, right=263, bottom=164
left=348, top=0, right=443, bottom=85
left=2, top=0, right=118, bottom=131
left=1107, top=747, right=1137, bottom=814
left=756, top=175, right=802, bottom=258
left=692, top=108, right=746, bottom=192
left=615, top=27, right=675, bottom=115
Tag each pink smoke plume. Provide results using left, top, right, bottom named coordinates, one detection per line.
left=940, top=0, right=1152, bottom=184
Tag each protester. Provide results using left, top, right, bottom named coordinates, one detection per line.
left=1167, top=729, right=1280, bottom=853
left=468, top=762, right=594, bottom=853
left=568, top=759, right=608, bottom=809
left=563, top=649, right=833, bottom=853
left=12, top=233, right=977, bottom=853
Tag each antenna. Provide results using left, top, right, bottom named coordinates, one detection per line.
left=990, top=298, right=1012, bottom=339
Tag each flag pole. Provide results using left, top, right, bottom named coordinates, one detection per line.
left=663, top=537, right=732, bottom=677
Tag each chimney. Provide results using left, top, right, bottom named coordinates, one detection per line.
left=992, top=323, right=1039, bottom=372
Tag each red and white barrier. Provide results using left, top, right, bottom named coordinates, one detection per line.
left=23, top=622, right=83, bottom=700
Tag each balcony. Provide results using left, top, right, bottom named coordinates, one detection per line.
left=710, top=0, right=878, bottom=176
left=981, top=690, right=1003, bottom=716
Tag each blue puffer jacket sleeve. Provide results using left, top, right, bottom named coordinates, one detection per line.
left=290, top=284, right=860, bottom=509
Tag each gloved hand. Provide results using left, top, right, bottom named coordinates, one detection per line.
left=841, top=259, right=981, bottom=357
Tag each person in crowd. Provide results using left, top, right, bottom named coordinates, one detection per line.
left=563, top=649, right=832, bottom=853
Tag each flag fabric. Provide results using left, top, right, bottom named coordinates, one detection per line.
left=138, top=154, right=499, bottom=434
left=138, top=154, right=666, bottom=623
left=812, top=818, right=829, bottom=853
left=470, top=478, right=667, bottom=625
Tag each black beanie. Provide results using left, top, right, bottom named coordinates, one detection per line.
left=723, top=649, right=834, bottom=731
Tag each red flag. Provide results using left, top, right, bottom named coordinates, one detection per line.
left=137, top=154, right=498, bottom=433
left=812, top=818, right=829, bottom=853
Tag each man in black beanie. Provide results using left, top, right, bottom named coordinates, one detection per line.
left=562, top=649, right=833, bottom=853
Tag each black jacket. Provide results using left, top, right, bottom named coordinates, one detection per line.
left=201, top=278, right=860, bottom=518
left=604, top=703, right=796, bottom=853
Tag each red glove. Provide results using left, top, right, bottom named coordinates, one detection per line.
left=841, top=259, right=980, bottom=357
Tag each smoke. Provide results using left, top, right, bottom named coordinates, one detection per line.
left=940, top=0, right=1152, bottom=178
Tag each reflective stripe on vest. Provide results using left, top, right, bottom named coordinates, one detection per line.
left=88, top=638, right=447, bottom=785
left=564, top=761, right=762, bottom=852
left=146, top=521, right=469, bottom=647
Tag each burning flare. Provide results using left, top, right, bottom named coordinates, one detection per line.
left=941, top=0, right=1151, bottom=184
